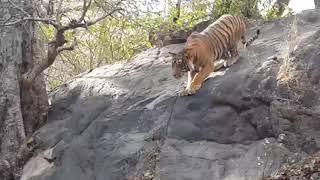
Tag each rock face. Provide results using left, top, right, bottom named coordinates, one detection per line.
left=22, top=9, right=320, bottom=180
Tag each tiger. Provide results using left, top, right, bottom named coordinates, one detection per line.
left=169, top=14, right=260, bottom=96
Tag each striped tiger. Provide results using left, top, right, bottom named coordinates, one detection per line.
left=169, top=14, right=260, bottom=96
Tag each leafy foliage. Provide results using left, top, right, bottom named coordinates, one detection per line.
left=265, top=3, right=293, bottom=20
left=213, top=0, right=262, bottom=19
left=265, top=6, right=282, bottom=20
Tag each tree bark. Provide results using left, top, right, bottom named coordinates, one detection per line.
left=0, top=0, right=49, bottom=179
left=173, top=0, right=182, bottom=23
left=273, top=0, right=290, bottom=16
left=315, top=0, right=320, bottom=9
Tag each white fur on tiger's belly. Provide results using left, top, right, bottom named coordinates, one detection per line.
left=206, top=70, right=227, bottom=80
left=206, top=59, right=228, bottom=81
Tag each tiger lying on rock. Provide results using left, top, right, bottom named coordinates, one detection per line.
left=169, top=14, right=260, bottom=96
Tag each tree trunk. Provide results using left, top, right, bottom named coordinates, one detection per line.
left=173, top=0, right=182, bottom=23
left=315, top=0, right=320, bottom=9
left=0, top=0, right=49, bottom=179
left=273, top=0, right=290, bottom=16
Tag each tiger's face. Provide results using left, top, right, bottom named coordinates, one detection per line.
left=169, top=51, right=190, bottom=79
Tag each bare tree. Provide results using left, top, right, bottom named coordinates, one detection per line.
left=0, top=1, right=45, bottom=179
left=2, top=0, right=124, bottom=87
left=0, top=0, right=124, bottom=178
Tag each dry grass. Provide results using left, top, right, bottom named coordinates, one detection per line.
left=261, top=152, right=320, bottom=180
left=274, top=14, right=309, bottom=105
left=276, top=15, right=299, bottom=87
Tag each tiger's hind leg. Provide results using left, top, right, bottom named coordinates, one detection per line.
left=213, top=59, right=226, bottom=71
left=212, top=51, right=233, bottom=71
left=223, top=46, right=240, bottom=68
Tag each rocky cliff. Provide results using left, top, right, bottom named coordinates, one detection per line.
left=21, top=9, right=320, bottom=180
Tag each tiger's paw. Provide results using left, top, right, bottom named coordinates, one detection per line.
left=191, top=84, right=202, bottom=92
left=223, top=60, right=229, bottom=68
left=179, top=87, right=197, bottom=96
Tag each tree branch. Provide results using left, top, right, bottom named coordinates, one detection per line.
left=61, top=7, right=123, bottom=31
left=1, top=17, right=58, bottom=27
left=58, top=34, right=77, bottom=53
left=78, top=0, right=92, bottom=23
left=87, top=7, right=122, bottom=26
left=56, top=0, right=64, bottom=26
left=1, top=0, right=59, bottom=28
left=8, top=0, right=29, bottom=15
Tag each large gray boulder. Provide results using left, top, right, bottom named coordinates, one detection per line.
left=21, top=9, right=320, bottom=180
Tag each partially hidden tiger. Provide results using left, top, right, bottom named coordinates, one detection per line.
left=169, top=14, right=260, bottom=96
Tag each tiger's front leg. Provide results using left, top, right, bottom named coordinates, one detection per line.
left=185, top=61, right=214, bottom=95
left=180, top=70, right=197, bottom=96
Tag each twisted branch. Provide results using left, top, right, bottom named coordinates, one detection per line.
left=0, top=0, right=124, bottom=87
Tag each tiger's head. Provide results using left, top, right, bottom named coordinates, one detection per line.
left=169, top=50, right=191, bottom=79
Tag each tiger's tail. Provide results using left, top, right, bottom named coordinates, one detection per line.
left=241, top=29, right=260, bottom=47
